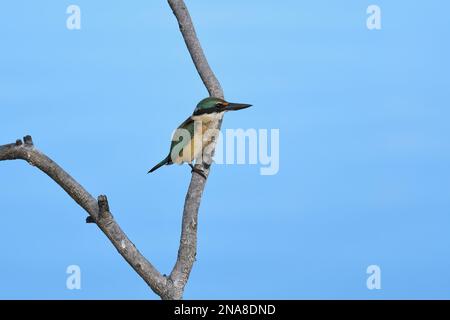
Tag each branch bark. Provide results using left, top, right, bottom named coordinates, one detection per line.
left=167, top=0, right=224, bottom=299
left=0, top=0, right=224, bottom=300
left=0, top=136, right=172, bottom=299
left=168, top=0, right=223, bottom=98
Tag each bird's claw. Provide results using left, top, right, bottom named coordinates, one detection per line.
left=189, top=164, right=207, bottom=179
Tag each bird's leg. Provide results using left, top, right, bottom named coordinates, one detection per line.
left=188, top=163, right=207, bottom=179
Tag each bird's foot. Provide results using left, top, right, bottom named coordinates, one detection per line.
left=189, top=164, right=207, bottom=179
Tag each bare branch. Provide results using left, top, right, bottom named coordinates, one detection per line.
left=1, top=1, right=227, bottom=300
left=1, top=136, right=99, bottom=217
left=167, top=0, right=225, bottom=299
left=0, top=137, right=171, bottom=299
left=168, top=0, right=223, bottom=98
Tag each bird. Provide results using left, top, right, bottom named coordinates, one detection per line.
left=148, top=97, right=252, bottom=178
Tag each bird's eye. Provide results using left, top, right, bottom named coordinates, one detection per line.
left=216, top=103, right=223, bottom=107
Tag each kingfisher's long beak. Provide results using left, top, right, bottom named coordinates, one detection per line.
left=224, top=102, right=252, bottom=111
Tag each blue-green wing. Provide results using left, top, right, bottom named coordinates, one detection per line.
left=168, top=117, right=195, bottom=163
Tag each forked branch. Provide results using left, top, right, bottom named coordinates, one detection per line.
left=0, top=0, right=224, bottom=300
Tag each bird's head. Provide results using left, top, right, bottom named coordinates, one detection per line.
left=193, top=97, right=252, bottom=116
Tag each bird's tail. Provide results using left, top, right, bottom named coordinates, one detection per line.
left=148, top=155, right=170, bottom=174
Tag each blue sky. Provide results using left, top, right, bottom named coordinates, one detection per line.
left=1, top=1, right=449, bottom=299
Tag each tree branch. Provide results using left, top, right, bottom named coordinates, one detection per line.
left=0, top=136, right=172, bottom=298
left=1, top=0, right=225, bottom=300
left=167, top=0, right=225, bottom=299
left=168, top=0, right=223, bottom=98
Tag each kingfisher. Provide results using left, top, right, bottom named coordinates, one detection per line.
left=148, top=97, right=252, bottom=178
